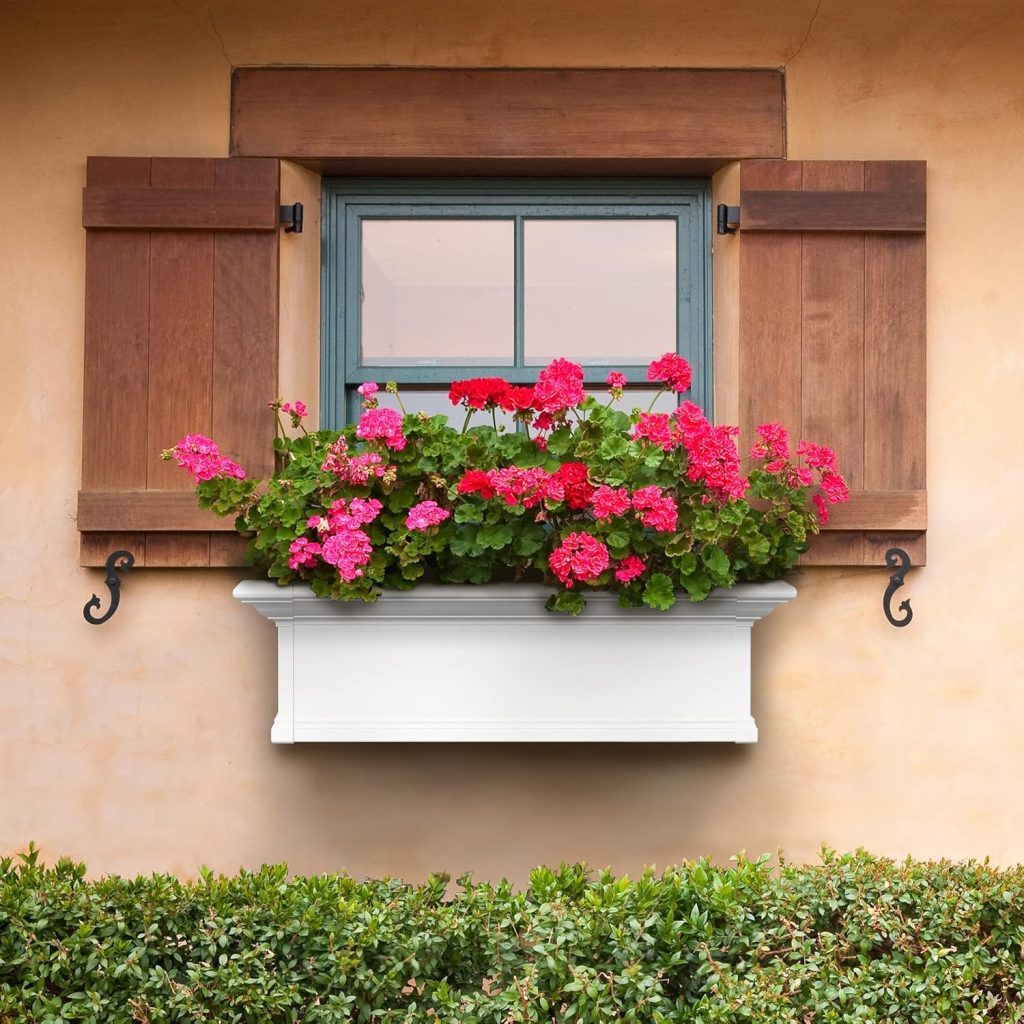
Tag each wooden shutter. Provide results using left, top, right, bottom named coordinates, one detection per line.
left=736, top=160, right=926, bottom=565
left=78, top=156, right=280, bottom=567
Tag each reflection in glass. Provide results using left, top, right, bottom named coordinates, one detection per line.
left=361, top=220, right=514, bottom=365
left=524, top=220, right=677, bottom=364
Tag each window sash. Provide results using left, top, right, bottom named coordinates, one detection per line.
left=322, top=179, right=712, bottom=427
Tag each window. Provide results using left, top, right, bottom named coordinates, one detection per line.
left=321, top=179, right=712, bottom=427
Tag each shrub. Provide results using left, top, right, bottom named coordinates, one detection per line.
left=2, top=848, right=1024, bottom=1022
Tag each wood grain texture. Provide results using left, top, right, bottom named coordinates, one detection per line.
left=82, top=232, right=150, bottom=491
left=822, top=490, right=926, bottom=531
left=801, top=531, right=925, bottom=567
left=800, top=162, right=865, bottom=490
left=740, top=190, right=925, bottom=232
left=231, top=67, right=785, bottom=164
left=78, top=491, right=236, bottom=532
left=80, top=156, right=280, bottom=566
left=212, top=232, right=279, bottom=476
left=80, top=532, right=147, bottom=568
left=83, top=187, right=279, bottom=230
left=146, top=232, right=215, bottom=490
left=864, top=166, right=927, bottom=492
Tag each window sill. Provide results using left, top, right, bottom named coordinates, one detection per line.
left=233, top=581, right=796, bottom=744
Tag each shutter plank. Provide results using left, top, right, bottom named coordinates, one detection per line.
left=864, top=164, right=926, bottom=493
left=81, top=532, right=148, bottom=568
left=800, top=162, right=865, bottom=491
left=145, top=533, right=211, bottom=567
left=213, top=232, right=279, bottom=476
left=147, top=232, right=215, bottom=490
left=82, top=231, right=150, bottom=491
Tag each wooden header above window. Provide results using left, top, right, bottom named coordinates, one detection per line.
left=230, top=67, right=785, bottom=175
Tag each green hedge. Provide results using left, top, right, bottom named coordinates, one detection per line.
left=2, top=848, right=1023, bottom=1023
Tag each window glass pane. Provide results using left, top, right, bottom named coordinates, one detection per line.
left=524, top=219, right=677, bottom=365
left=361, top=220, right=514, bottom=366
left=590, top=388, right=681, bottom=416
left=370, top=389, right=517, bottom=430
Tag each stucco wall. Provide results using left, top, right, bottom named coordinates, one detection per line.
left=2, top=0, right=1023, bottom=879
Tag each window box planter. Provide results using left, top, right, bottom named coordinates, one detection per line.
left=233, top=580, right=796, bottom=744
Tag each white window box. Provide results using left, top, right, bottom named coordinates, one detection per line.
left=233, top=581, right=796, bottom=744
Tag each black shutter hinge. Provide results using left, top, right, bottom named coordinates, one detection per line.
left=279, top=203, right=304, bottom=234
left=716, top=204, right=740, bottom=235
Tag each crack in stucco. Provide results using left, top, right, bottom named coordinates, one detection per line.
left=205, top=3, right=231, bottom=68
left=786, top=0, right=825, bottom=67
left=168, top=0, right=232, bottom=69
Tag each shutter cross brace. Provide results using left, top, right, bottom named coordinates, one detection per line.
left=279, top=203, right=304, bottom=233
left=716, top=204, right=740, bottom=235
left=882, top=547, right=913, bottom=627
left=83, top=549, right=134, bottom=625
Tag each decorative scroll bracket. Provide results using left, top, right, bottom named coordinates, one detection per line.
left=83, top=549, right=135, bottom=625
left=883, top=547, right=913, bottom=627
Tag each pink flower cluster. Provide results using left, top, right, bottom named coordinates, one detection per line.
left=647, top=352, right=692, bottom=393
left=533, top=358, right=586, bottom=413
left=750, top=423, right=789, bottom=473
left=166, top=434, right=245, bottom=482
left=287, top=536, right=322, bottom=570
left=304, top=496, right=383, bottom=582
left=356, top=407, right=406, bottom=451
left=321, top=436, right=390, bottom=485
left=406, top=500, right=450, bottom=531
left=631, top=412, right=676, bottom=451
left=591, top=485, right=631, bottom=519
left=750, top=431, right=850, bottom=523
left=487, top=466, right=565, bottom=508
left=674, top=402, right=749, bottom=501
left=614, top=554, right=646, bottom=583
left=631, top=485, right=679, bottom=533
left=549, top=532, right=610, bottom=588
left=281, top=400, right=307, bottom=418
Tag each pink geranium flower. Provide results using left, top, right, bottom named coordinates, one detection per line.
left=646, top=352, right=692, bottom=393
left=406, top=500, right=451, bottom=531
left=165, top=434, right=246, bottom=482
left=614, top=554, right=646, bottom=583
left=590, top=485, right=631, bottom=519
left=632, top=485, right=679, bottom=533
left=631, top=412, right=677, bottom=451
left=533, top=358, right=585, bottom=413
left=674, top=401, right=748, bottom=502
left=549, top=532, right=610, bottom=588
left=356, top=407, right=406, bottom=450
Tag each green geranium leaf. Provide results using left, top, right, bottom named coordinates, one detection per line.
left=477, top=523, right=514, bottom=550
left=642, top=573, right=676, bottom=611
left=546, top=590, right=586, bottom=616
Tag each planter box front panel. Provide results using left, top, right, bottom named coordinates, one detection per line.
left=235, top=582, right=795, bottom=743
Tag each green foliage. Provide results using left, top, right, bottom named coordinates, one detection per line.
left=3, top=848, right=1024, bottom=1022
left=181, top=381, right=834, bottom=614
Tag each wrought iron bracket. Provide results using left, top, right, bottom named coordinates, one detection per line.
left=280, top=202, right=304, bottom=234
left=83, top=549, right=135, bottom=625
left=716, top=204, right=740, bottom=235
left=882, top=547, right=913, bottom=627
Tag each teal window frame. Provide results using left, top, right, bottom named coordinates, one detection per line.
left=321, top=178, right=712, bottom=427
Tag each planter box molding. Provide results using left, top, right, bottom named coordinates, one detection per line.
left=233, top=581, right=797, bottom=743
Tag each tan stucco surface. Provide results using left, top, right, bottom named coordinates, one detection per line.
left=2, top=0, right=1023, bottom=880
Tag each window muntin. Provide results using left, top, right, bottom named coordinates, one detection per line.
left=322, top=180, right=711, bottom=426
